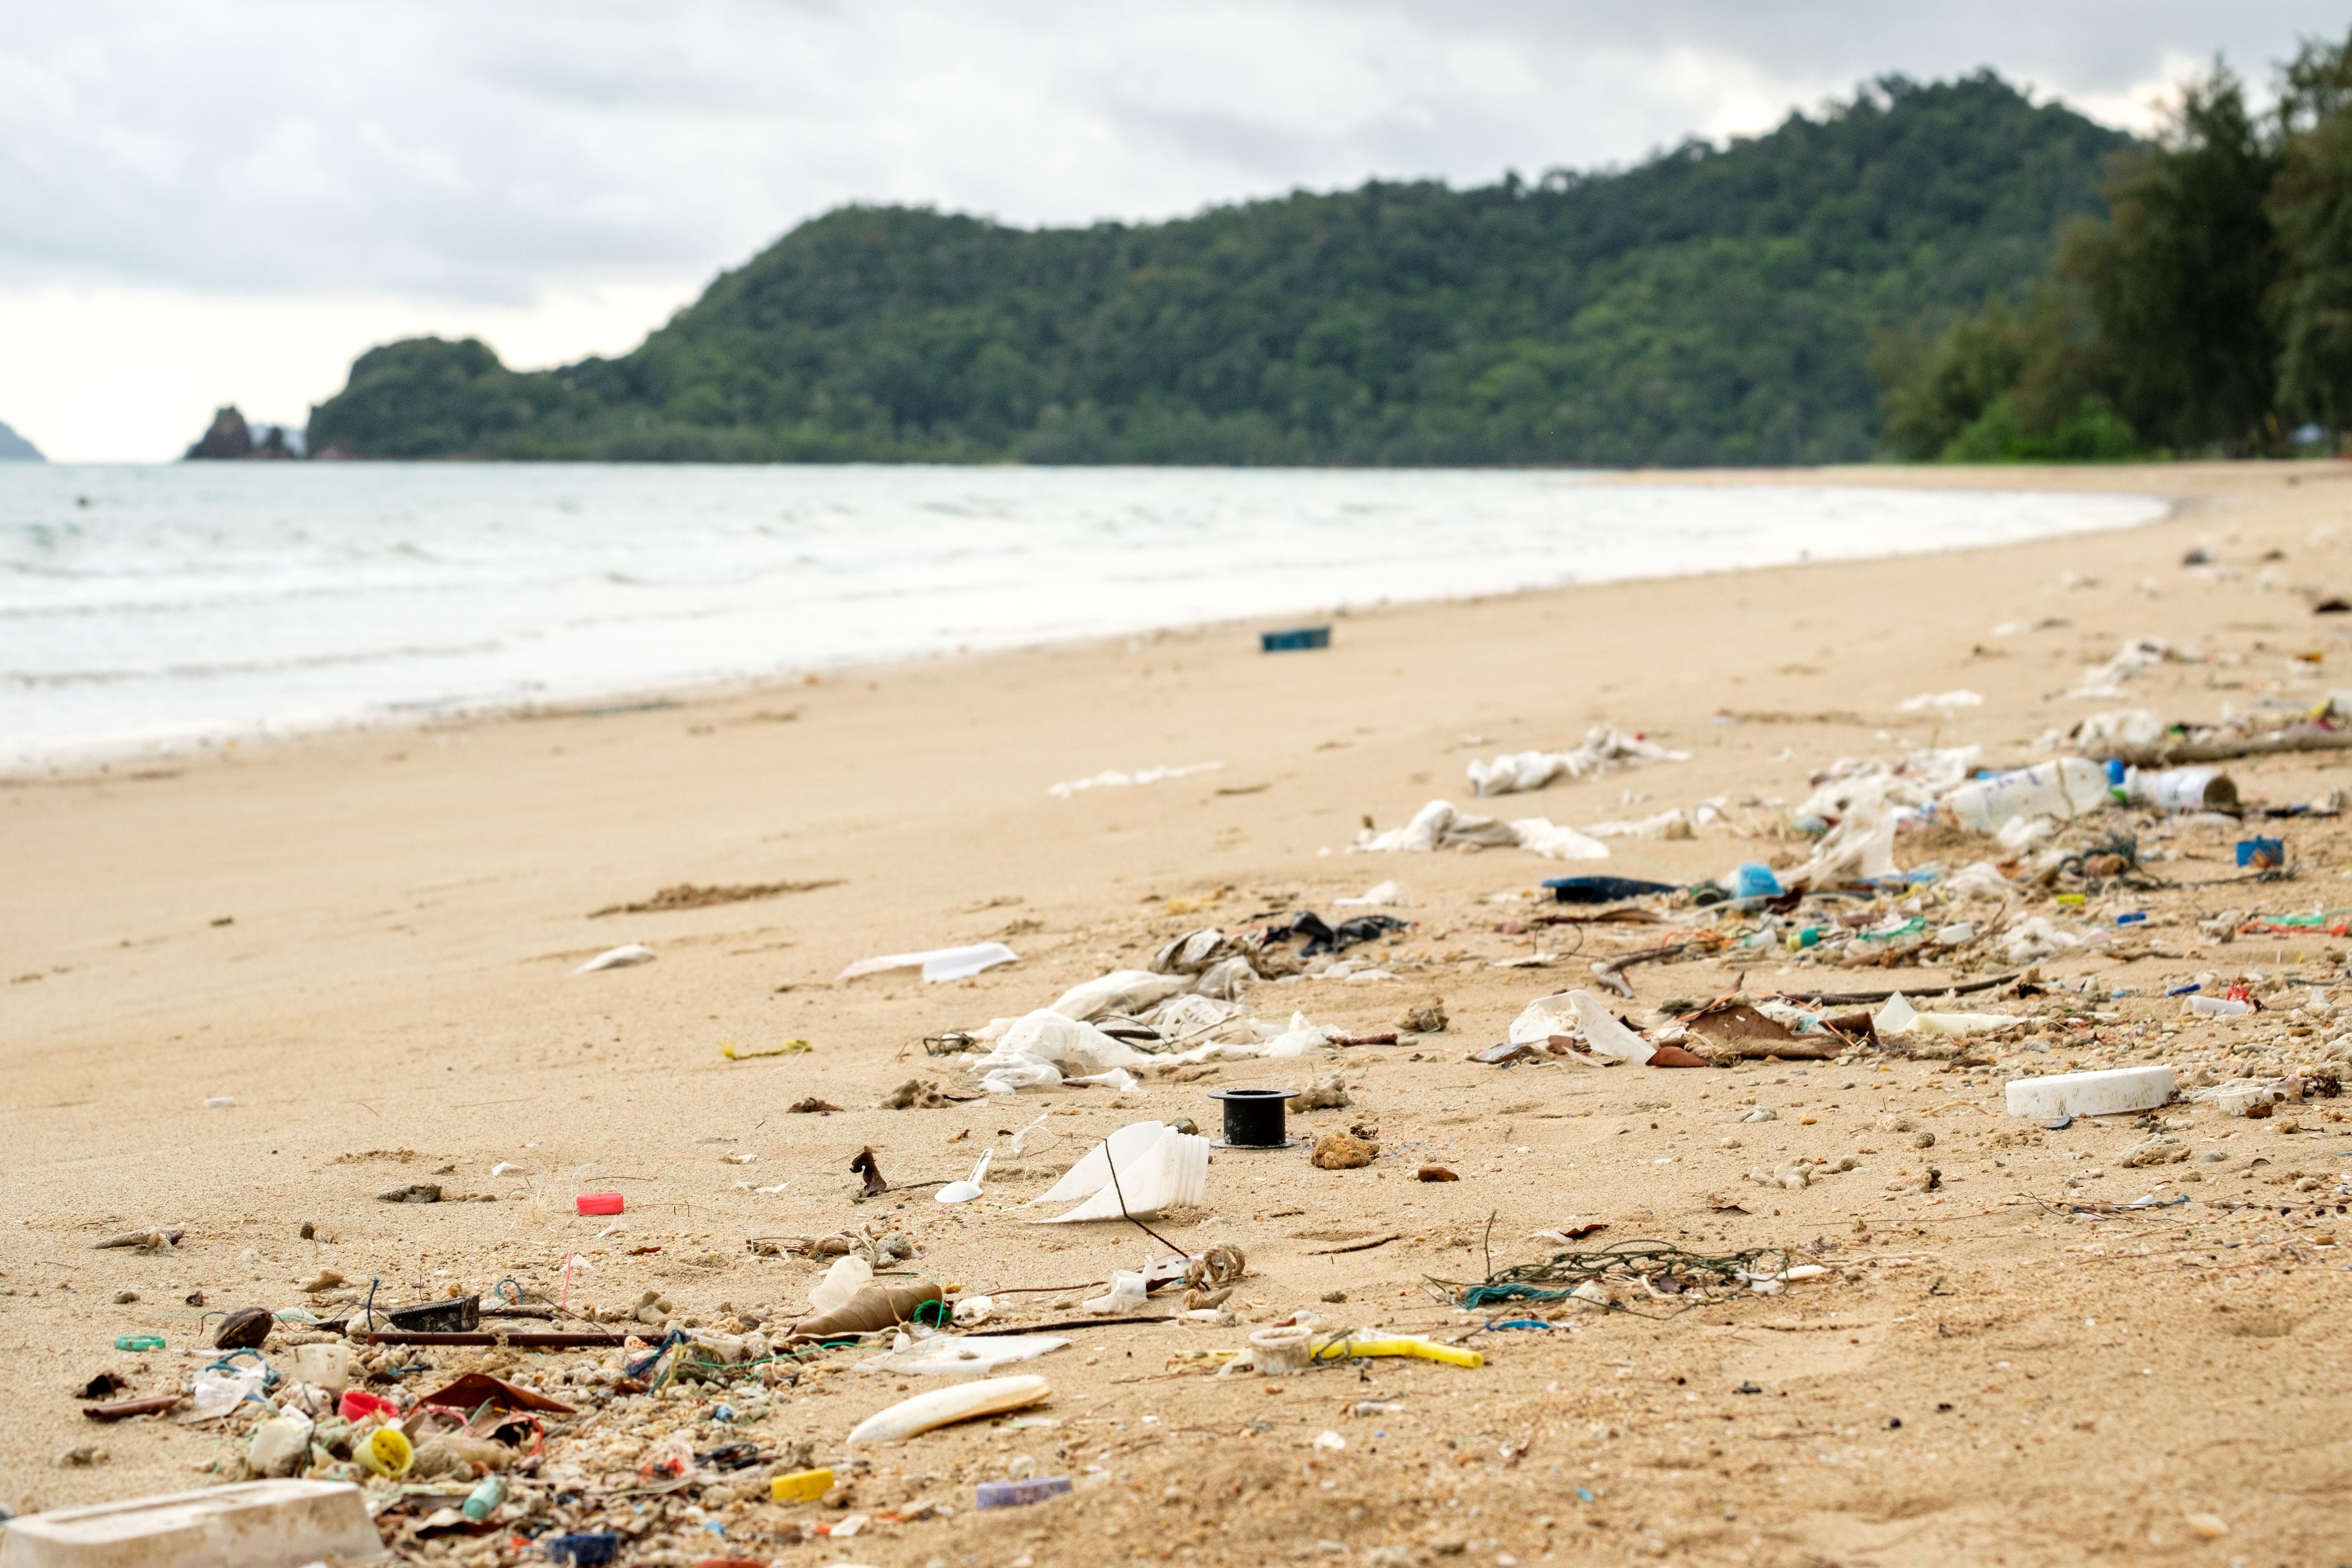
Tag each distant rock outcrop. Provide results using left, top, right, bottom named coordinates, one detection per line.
left=186, top=406, right=253, bottom=459
left=0, top=419, right=42, bottom=461
left=184, top=406, right=301, bottom=460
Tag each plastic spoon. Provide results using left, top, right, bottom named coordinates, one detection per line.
left=936, top=1148, right=992, bottom=1204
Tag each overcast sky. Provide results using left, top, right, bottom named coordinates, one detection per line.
left=3, top=2, right=2342, bottom=461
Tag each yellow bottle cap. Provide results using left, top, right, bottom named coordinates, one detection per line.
left=361, top=1426, right=413, bottom=1479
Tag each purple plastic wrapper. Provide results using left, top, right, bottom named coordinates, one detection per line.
left=976, top=1475, right=1074, bottom=1509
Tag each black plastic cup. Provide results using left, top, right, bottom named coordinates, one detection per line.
left=1206, top=1086, right=1299, bottom=1147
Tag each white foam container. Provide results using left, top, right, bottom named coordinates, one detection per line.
left=2004, top=1065, right=2176, bottom=1119
left=0, top=1481, right=385, bottom=1568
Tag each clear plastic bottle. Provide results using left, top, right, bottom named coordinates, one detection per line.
left=1943, top=758, right=2111, bottom=833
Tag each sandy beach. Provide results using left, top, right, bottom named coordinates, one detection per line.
left=7, top=459, right=2352, bottom=1566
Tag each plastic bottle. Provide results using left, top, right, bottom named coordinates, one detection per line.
left=462, top=1473, right=509, bottom=1522
left=1942, top=758, right=2111, bottom=833
left=2126, top=765, right=2238, bottom=811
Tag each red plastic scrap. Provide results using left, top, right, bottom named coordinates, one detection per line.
left=414, top=1371, right=576, bottom=1415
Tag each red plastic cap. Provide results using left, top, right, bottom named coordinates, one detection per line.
left=576, top=1192, right=625, bottom=1215
left=339, top=1390, right=398, bottom=1421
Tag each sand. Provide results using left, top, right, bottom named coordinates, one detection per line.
left=6, top=459, right=2352, bottom=1564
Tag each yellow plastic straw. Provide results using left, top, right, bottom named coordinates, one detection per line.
left=722, top=1039, right=811, bottom=1060
left=1312, top=1335, right=1483, bottom=1369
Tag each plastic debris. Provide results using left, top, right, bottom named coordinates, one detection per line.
left=573, top=943, right=655, bottom=974
left=856, top=1334, right=1069, bottom=1376
left=1083, top=1271, right=1149, bottom=1315
left=1049, top=762, right=1222, bottom=799
left=1250, top=1324, right=1314, bottom=1375
left=1897, top=689, right=1982, bottom=712
left=0, top=1481, right=384, bottom=1568
left=1027, top=1121, right=1209, bottom=1221
left=838, top=942, right=1020, bottom=984
left=1943, top=758, right=2112, bottom=834
left=1870, top=993, right=2026, bottom=1038
left=1352, top=799, right=1609, bottom=860
left=936, top=1149, right=992, bottom=1204
left=1466, top=726, right=1689, bottom=796
left=2003, top=1066, right=2177, bottom=1120
left=792, top=1282, right=947, bottom=1342
left=804, top=1256, right=873, bottom=1316
left=976, top=1475, right=1074, bottom=1508
left=769, top=1469, right=833, bottom=1504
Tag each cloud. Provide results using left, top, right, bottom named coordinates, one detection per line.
left=0, top=0, right=2341, bottom=458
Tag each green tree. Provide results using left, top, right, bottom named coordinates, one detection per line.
left=2273, top=30, right=2352, bottom=435
left=306, top=74, right=2128, bottom=466
left=2060, top=60, right=2284, bottom=455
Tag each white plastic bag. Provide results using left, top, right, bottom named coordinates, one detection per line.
left=1568, top=990, right=1654, bottom=1064
left=979, top=1060, right=1062, bottom=1095
left=994, top=1010, right=1152, bottom=1072
left=807, top=1256, right=873, bottom=1317
left=1049, top=970, right=1188, bottom=1021
left=1192, top=956, right=1257, bottom=1000
left=187, top=1364, right=266, bottom=1421
left=1508, top=818, right=1615, bottom=860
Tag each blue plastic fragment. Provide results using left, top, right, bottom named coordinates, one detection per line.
left=2166, top=982, right=2201, bottom=997
left=1260, top=626, right=1331, bottom=652
left=2116, top=911, right=2147, bottom=925
left=2236, top=837, right=2285, bottom=869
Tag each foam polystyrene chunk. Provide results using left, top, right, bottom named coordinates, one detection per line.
left=0, top=1480, right=386, bottom=1568
left=2003, top=1065, right=2175, bottom=1119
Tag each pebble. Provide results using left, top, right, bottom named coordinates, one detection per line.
left=1741, top=1108, right=1777, bottom=1123
left=110, top=1289, right=138, bottom=1305
left=1311, top=1132, right=1377, bottom=1170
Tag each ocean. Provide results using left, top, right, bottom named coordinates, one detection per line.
left=0, top=463, right=2165, bottom=771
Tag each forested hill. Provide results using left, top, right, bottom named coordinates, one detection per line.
left=307, top=72, right=2129, bottom=467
